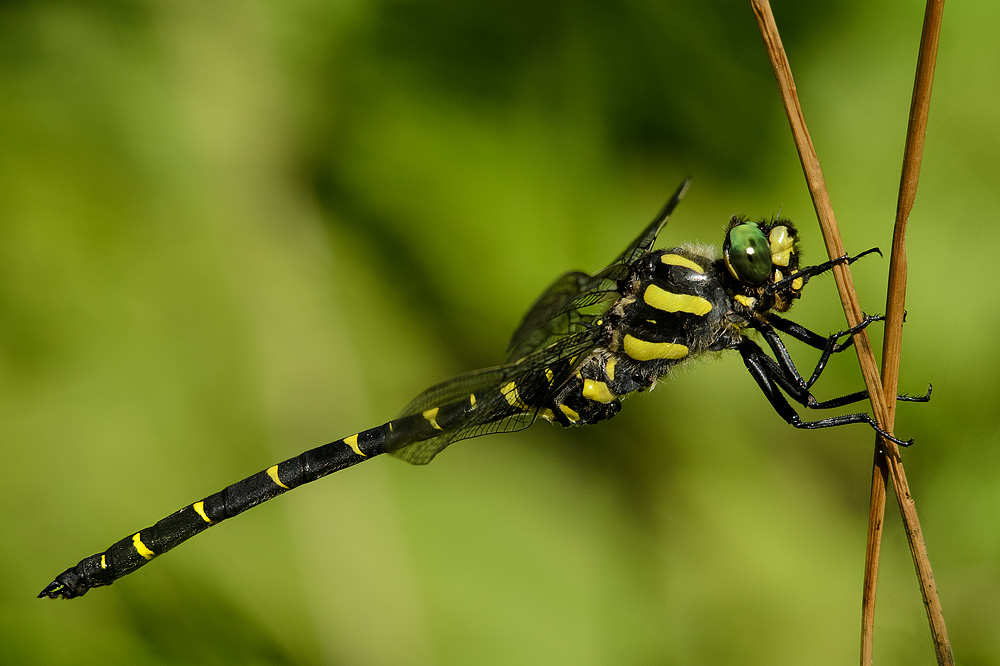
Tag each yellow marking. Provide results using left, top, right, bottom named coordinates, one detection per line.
left=623, top=335, right=689, bottom=361
left=132, top=533, right=155, bottom=560
left=267, top=464, right=290, bottom=489
left=539, top=408, right=556, bottom=421
left=791, top=275, right=803, bottom=290
left=606, top=357, right=617, bottom=381
left=734, top=294, right=757, bottom=308
left=389, top=422, right=394, bottom=432
left=774, top=269, right=784, bottom=282
left=558, top=403, right=580, bottom=423
left=469, top=393, right=477, bottom=407
left=544, top=368, right=554, bottom=384
left=344, top=433, right=366, bottom=457
left=643, top=284, right=712, bottom=316
left=768, top=226, right=795, bottom=267
left=100, top=554, right=108, bottom=569
left=501, top=381, right=529, bottom=410
left=193, top=501, right=213, bottom=524
left=422, top=408, right=443, bottom=431
left=661, top=253, right=705, bottom=273
left=582, top=379, right=616, bottom=403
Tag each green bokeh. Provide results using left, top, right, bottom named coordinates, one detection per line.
left=2, top=1, right=996, bottom=664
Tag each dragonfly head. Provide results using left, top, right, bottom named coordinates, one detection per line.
left=723, top=216, right=804, bottom=313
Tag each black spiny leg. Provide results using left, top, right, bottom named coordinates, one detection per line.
left=765, top=314, right=883, bottom=388
left=736, top=337, right=916, bottom=446
left=756, top=317, right=930, bottom=404
left=768, top=247, right=883, bottom=294
left=806, top=386, right=932, bottom=410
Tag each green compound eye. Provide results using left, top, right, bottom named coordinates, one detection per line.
left=724, top=223, right=772, bottom=285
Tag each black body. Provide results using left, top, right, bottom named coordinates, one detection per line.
left=39, top=180, right=926, bottom=599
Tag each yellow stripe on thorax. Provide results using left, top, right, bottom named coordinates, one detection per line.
left=643, top=284, right=712, bottom=315
left=660, top=253, right=705, bottom=273
left=623, top=335, right=689, bottom=361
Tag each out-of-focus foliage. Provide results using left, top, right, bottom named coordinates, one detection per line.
left=2, top=1, right=996, bottom=664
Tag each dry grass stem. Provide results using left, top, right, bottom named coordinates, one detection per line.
left=749, top=1, right=952, bottom=664
left=864, top=0, right=951, bottom=663
left=749, top=0, right=890, bottom=416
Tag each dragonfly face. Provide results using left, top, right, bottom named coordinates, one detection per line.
left=40, top=178, right=926, bottom=599
left=723, top=217, right=806, bottom=313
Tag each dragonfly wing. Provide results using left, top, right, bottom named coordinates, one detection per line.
left=396, top=179, right=691, bottom=465
left=505, top=270, right=593, bottom=363
left=608, top=177, right=691, bottom=268
left=391, top=329, right=601, bottom=464
left=504, top=179, right=691, bottom=363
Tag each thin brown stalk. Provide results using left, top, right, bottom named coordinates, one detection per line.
left=749, top=0, right=890, bottom=415
left=863, top=0, right=951, bottom=663
left=749, top=1, right=952, bottom=664
left=860, top=452, right=890, bottom=664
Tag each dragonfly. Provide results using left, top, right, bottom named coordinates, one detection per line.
left=39, top=178, right=927, bottom=599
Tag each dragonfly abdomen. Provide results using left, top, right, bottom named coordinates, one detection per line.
left=38, top=425, right=393, bottom=599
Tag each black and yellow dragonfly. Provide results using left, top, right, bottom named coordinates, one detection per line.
left=40, top=179, right=926, bottom=599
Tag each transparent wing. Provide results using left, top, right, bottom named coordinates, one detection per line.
left=394, top=179, right=692, bottom=465
left=391, top=328, right=601, bottom=464
left=610, top=177, right=691, bottom=269
left=504, top=271, right=602, bottom=363
left=505, top=178, right=691, bottom=362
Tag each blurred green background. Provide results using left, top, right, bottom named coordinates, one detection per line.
left=2, top=1, right=996, bottom=664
